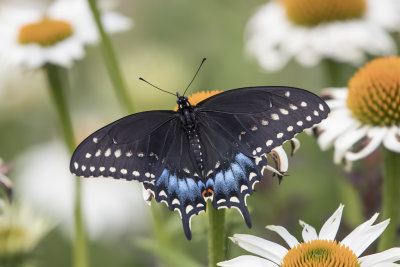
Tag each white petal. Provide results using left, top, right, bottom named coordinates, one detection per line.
left=383, top=126, right=400, bottom=153
left=317, top=109, right=357, bottom=150
left=369, top=264, right=400, bottom=267
left=333, top=125, right=370, bottom=164
left=321, top=88, right=348, bottom=100
left=343, top=219, right=389, bottom=257
left=266, top=225, right=299, bottom=248
left=318, top=204, right=344, bottom=241
left=141, top=184, right=152, bottom=206
left=299, top=220, right=318, bottom=242
left=345, top=127, right=388, bottom=162
left=269, top=146, right=288, bottom=172
left=217, top=255, right=278, bottom=267
left=360, top=247, right=400, bottom=266
left=342, top=213, right=379, bottom=246
left=230, top=234, right=287, bottom=265
left=289, top=138, right=301, bottom=156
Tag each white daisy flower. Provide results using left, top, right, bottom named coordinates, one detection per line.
left=246, top=0, right=400, bottom=71
left=0, top=0, right=132, bottom=69
left=14, top=141, right=149, bottom=241
left=218, top=204, right=400, bottom=266
left=0, top=202, right=53, bottom=258
left=315, top=56, right=400, bottom=165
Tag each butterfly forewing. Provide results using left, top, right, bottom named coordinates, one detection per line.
left=195, top=86, right=330, bottom=157
left=70, top=111, right=178, bottom=181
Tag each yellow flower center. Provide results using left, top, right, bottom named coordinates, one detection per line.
left=18, top=17, right=73, bottom=47
left=174, top=90, right=222, bottom=111
left=282, top=240, right=360, bottom=267
left=281, top=0, right=366, bottom=26
left=347, top=57, right=400, bottom=126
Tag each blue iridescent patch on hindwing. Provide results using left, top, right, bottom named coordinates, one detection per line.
left=142, top=169, right=206, bottom=240
left=208, top=153, right=266, bottom=228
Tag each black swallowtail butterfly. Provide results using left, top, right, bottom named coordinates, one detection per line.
left=70, top=67, right=329, bottom=240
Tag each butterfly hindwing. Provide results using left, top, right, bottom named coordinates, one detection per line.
left=142, top=120, right=207, bottom=240
left=196, top=115, right=267, bottom=227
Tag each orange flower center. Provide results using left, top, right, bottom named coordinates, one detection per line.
left=282, top=240, right=360, bottom=267
left=174, top=90, right=222, bottom=111
left=18, top=17, right=73, bottom=47
left=281, top=0, right=366, bottom=26
left=347, top=57, right=400, bottom=126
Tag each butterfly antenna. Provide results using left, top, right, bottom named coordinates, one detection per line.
left=183, top=57, right=206, bottom=96
left=139, top=77, right=176, bottom=96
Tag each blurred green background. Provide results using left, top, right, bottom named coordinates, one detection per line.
left=0, top=0, right=372, bottom=266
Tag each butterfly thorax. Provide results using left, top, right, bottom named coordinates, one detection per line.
left=176, top=94, right=205, bottom=175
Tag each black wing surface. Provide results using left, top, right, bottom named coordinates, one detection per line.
left=70, top=110, right=178, bottom=181
left=195, top=86, right=330, bottom=157
left=70, top=110, right=207, bottom=240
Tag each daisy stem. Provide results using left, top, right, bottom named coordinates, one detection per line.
left=378, top=149, right=400, bottom=251
left=207, top=201, right=226, bottom=267
left=86, top=1, right=172, bottom=264
left=45, top=64, right=88, bottom=267
left=325, top=59, right=341, bottom=87
left=87, top=0, right=134, bottom=114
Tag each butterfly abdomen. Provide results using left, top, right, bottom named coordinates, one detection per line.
left=177, top=99, right=205, bottom=176
left=188, top=131, right=204, bottom=173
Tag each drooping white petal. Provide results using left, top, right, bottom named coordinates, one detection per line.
left=345, top=127, right=388, bottom=162
left=359, top=247, right=400, bottom=266
left=141, top=184, right=152, bottom=206
left=289, top=138, right=301, bottom=156
left=318, top=204, right=344, bottom=241
left=299, top=220, right=318, bottom=242
left=266, top=225, right=299, bottom=248
left=343, top=219, right=390, bottom=257
left=269, top=146, right=288, bottom=172
left=383, top=126, right=400, bottom=153
left=230, top=234, right=288, bottom=265
left=217, top=255, right=278, bottom=267
left=333, top=125, right=370, bottom=164
left=263, top=164, right=284, bottom=177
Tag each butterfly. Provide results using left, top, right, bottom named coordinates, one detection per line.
left=70, top=61, right=330, bottom=240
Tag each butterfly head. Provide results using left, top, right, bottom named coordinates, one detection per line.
left=176, top=93, right=191, bottom=110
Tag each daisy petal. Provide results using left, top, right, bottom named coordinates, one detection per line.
left=359, top=247, right=400, bottom=266
left=217, top=255, right=278, bottom=267
left=320, top=88, right=348, bottom=101
left=318, top=204, right=344, bottom=241
left=383, top=126, right=400, bottom=153
left=333, top=125, right=370, bottom=164
left=317, top=109, right=357, bottom=150
left=343, top=219, right=390, bottom=257
left=266, top=225, right=300, bottom=248
left=342, top=213, right=379, bottom=245
left=230, top=234, right=287, bottom=265
left=345, top=127, right=388, bottom=162
left=299, top=220, right=318, bottom=242
left=371, top=264, right=400, bottom=267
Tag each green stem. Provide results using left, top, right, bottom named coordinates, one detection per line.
left=325, top=59, right=341, bottom=87
left=85, top=2, right=176, bottom=266
left=45, top=64, right=89, bottom=267
left=87, top=0, right=134, bottom=114
left=207, top=201, right=226, bottom=267
left=378, top=149, right=400, bottom=251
